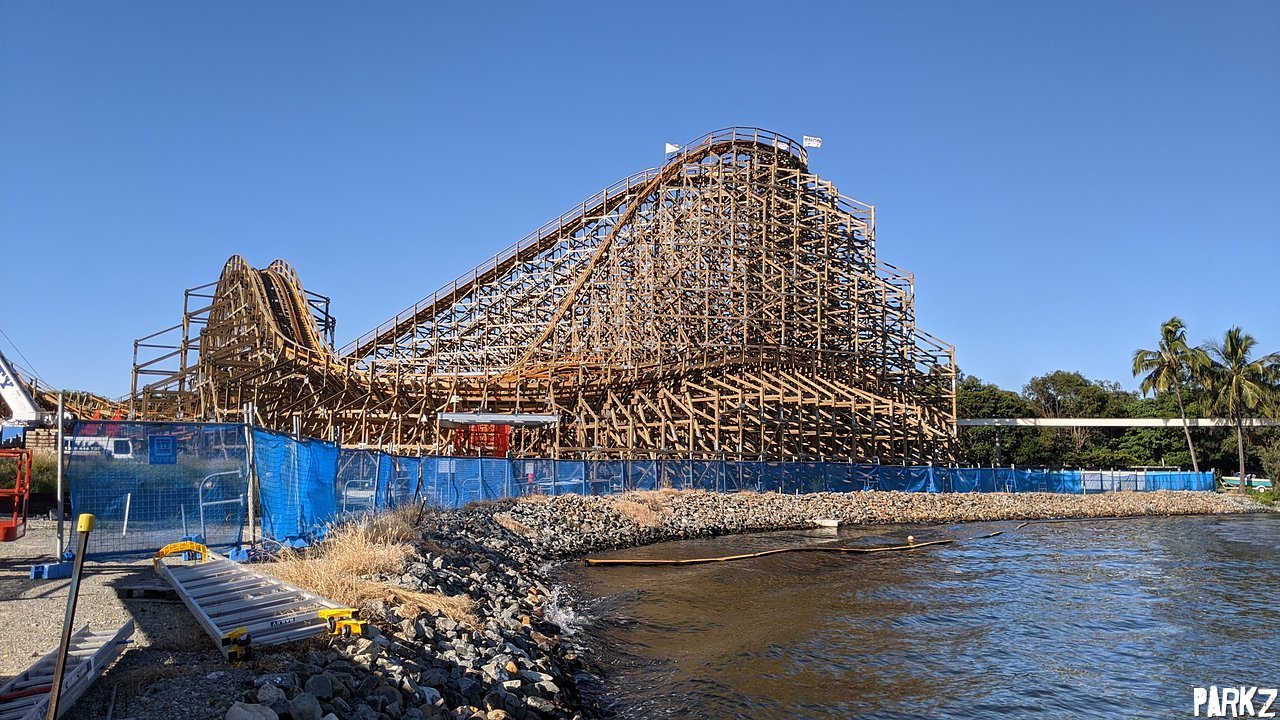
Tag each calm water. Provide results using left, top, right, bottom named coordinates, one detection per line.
left=557, top=514, right=1280, bottom=719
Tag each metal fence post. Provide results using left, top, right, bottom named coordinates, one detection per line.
left=449, top=457, right=457, bottom=507
left=244, top=404, right=258, bottom=546
left=55, top=392, right=65, bottom=558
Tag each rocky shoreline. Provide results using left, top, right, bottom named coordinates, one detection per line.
left=493, top=488, right=1270, bottom=558
left=207, top=490, right=1269, bottom=720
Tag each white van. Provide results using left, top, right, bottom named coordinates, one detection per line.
left=65, top=436, right=134, bottom=460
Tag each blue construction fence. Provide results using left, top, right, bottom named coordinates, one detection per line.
left=65, top=422, right=1215, bottom=557
left=66, top=421, right=251, bottom=560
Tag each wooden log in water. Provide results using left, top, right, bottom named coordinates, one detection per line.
left=584, top=538, right=955, bottom=566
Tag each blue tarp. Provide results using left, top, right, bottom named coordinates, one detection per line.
left=254, top=429, right=339, bottom=544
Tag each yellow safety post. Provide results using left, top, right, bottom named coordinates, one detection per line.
left=45, top=513, right=95, bottom=720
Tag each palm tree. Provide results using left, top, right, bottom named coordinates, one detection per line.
left=1199, top=327, right=1280, bottom=493
left=1133, top=317, right=1204, bottom=473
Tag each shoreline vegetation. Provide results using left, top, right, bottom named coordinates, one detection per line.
left=216, top=489, right=1273, bottom=720
left=960, top=320, right=1280, bottom=486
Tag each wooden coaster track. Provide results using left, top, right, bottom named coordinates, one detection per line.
left=130, top=127, right=957, bottom=464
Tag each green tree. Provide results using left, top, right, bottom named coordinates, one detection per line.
left=1132, top=316, right=1204, bottom=472
left=1023, top=370, right=1134, bottom=462
left=1258, top=437, right=1280, bottom=488
left=1199, top=327, right=1280, bottom=492
left=955, top=374, right=1036, bottom=465
left=1118, top=394, right=1193, bottom=467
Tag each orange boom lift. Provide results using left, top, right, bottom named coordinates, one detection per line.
left=0, top=448, right=31, bottom=541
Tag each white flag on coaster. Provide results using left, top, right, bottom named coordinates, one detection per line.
left=664, top=143, right=682, bottom=154
left=803, top=135, right=823, bottom=148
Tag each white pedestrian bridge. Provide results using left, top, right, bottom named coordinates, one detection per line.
left=958, top=418, right=1280, bottom=427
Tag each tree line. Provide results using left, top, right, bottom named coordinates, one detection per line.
left=957, top=319, right=1280, bottom=483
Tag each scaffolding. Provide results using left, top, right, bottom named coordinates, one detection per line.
left=131, top=128, right=957, bottom=463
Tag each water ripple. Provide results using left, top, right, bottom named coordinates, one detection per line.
left=560, top=514, right=1280, bottom=719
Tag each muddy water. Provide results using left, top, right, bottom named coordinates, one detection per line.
left=559, top=514, right=1280, bottom=719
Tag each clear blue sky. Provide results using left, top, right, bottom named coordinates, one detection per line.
left=1, top=1, right=1277, bottom=399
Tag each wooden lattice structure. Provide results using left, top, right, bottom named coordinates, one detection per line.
left=131, top=128, right=957, bottom=462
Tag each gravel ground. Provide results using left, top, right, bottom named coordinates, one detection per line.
left=0, top=520, right=247, bottom=719
left=0, top=519, right=152, bottom=677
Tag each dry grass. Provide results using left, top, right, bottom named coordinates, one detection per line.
left=380, top=585, right=476, bottom=624
left=260, top=514, right=477, bottom=627
left=365, top=502, right=425, bottom=544
left=629, top=490, right=681, bottom=512
left=612, top=498, right=661, bottom=528
left=494, top=512, right=538, bottom=539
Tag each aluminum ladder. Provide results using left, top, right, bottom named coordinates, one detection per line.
left=153, top=542, right=365, bottom=661
left=0, top=621, right=134, bottom=720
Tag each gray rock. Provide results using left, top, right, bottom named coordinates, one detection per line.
left=254, top=672, right=299, bottom=691
left=500, top=693, right=524, bottom=716
left=414, top=618, right=437, bottom=642
left=482, top=688, right=507, bottom=712
left=256, top=683, right=287, bottom=705
left=373, top=682, right=404, bottom=706
left=456, top=676, right=477, bottom=697
left=419, top=668, right=449, bottom=688
left=304, top=673, right=334, bottom=699
left=419, top=685, right=443, bottom=706
left=534, top=680, right=559, bottom=696
left=524, top=696, right=555, bottom=713
left=419, top=702, right=447, bottom=720
left=226, top=703, right=279, bottom=720
left=290, top=691, right=324, bottom=720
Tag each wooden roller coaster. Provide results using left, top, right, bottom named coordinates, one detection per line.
left=130, top=128, right=957, bottom=463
